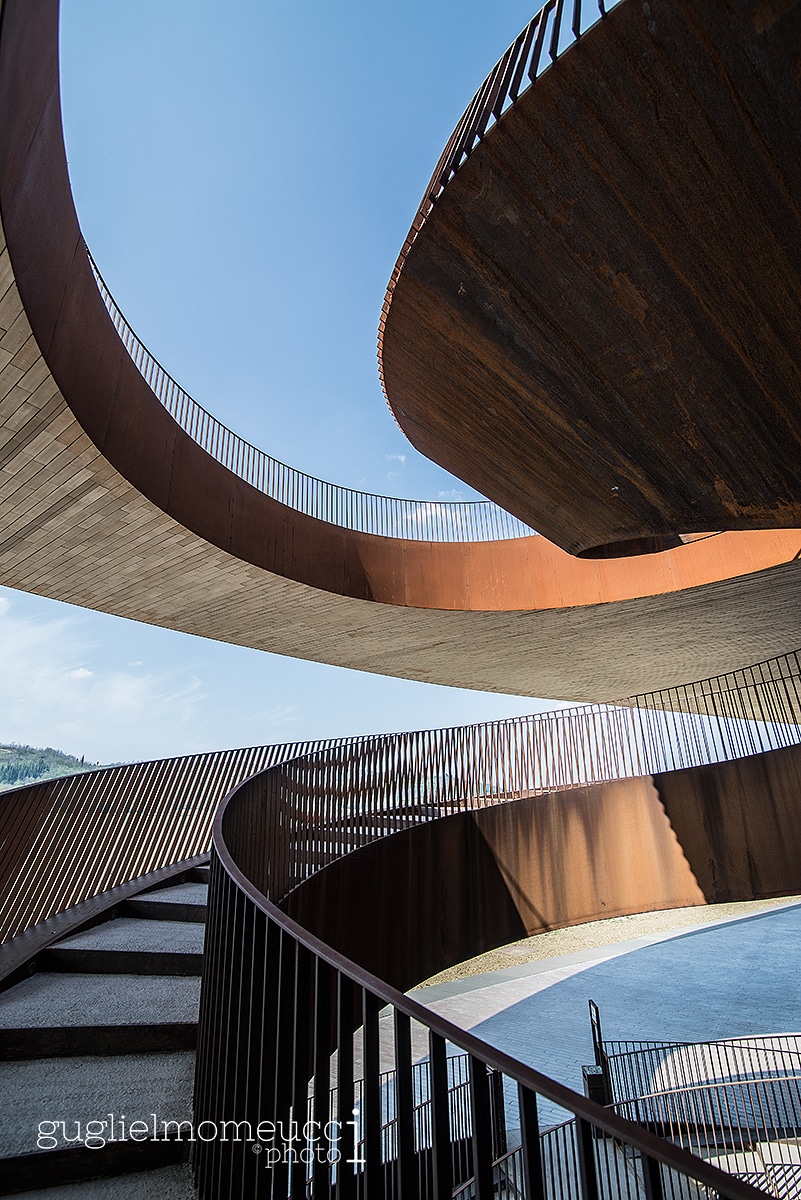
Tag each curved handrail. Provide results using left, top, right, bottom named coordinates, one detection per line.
left=218, top=651, right=801, bottom=905
left=378, top=0, right=620, bottom=405
left=193, top=654, right=800, bottom=1197
left=4, top=650, right=799, bottom=947
left=88, top=251, right=535, bottom=543
left=206, top=823, right=767, bottom=1200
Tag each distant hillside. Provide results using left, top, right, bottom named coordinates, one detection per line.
left=0, top=743, right=107, bottom=791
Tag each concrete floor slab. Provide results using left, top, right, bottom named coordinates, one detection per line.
left=415, top=902, right=801, bottom=1130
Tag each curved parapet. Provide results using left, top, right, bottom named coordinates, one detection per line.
left=0, top=0, right=800, bottom=701
left=380, top=0, right=801, bottom=555
left=191, top=654, right=801, bottom=1198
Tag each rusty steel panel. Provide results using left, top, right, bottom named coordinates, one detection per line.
left=281, top=777, right=704, bottom=991
left=381, top=0, right=801, bottom=554
left=656, top=741, right=801, bottom=903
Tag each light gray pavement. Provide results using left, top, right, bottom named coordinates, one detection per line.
left=411, top=900, right=801, bottom=1129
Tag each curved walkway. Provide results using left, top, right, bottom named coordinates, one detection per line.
left=415, top=899, right=801, bottom=1127
left=0, top=0, right=800, bottom=700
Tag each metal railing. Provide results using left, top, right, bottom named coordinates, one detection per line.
left=615, top=1076, right=801, bottom=1198
left=378, top=0, right=621, bottom=402
left=88, top=253, right=535, bottom=543
left=4, top=650, right=800, bottom=946
left=593, top=1017, right=801, bottom=1198
left=602, top=1036, right=801, bottom=1112
left=192, top=652, right=801, bottom=1198
left=0, top=740, right=334, bottom=943
left=223, top=652, right=801, bottom=906
left=194, top=813, right=768, bottom=1199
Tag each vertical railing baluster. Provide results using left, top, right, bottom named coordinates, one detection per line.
left=362, top=990, right=382, bottom=1197
left=394, top=1009, right=416, bottom=1198
left=337, top=973, right=356, bottom=1200
left=469, top=1056, right=495, bottom=1198
left=429, top=1032, right=453, bottom=1197
left=576, top=1117, right=600, bottom=1200
left=289, top=943, right=312, bottom=1198
left=519, top=1085, right=546, bottom=1200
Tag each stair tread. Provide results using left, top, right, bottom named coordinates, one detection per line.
left=0, top=974, right=201, bottom=1029
left=4, top=1163, right=196, bottom=1198
left=0, top=1051, right=194, bottom=1158
left=134, top=883, right=207, bottom=906
left=51, top=918, right=204, bottom=956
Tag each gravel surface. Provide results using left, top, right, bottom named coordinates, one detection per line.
left=421, top=897, right=801, bottom=986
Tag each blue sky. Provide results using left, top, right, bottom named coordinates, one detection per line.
left=0, top=0, right=565, bottom=764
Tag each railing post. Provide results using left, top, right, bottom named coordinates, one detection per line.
left=576, top=1117, right=600, bottom=1200
left=362, top=989, right=382, bottom=1197
left=469, top=1055, right=495, bottom=1199
left=429, top=1031, right=453, bottom=1197
left=518, top=1084, right=546, bottom=1200
left=288, top=943, right=312, bottom=1199
left=337, top=972, right=356, bottom=1200
left=393, top=1009, right=416, bottom=1198
left=643, top=1153, right=665, bottom=1200
left=312, top=957, right=333, bottom=1197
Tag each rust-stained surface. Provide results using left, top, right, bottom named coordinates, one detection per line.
left=282, top=776, right=705, bottom=991
left=1, top=0, right=801, bottom=700
left=381, top=0, right=801, bottom=554
left=284, top=742, right=801, bottom=991
left=656, top=742, right=801, bottom=903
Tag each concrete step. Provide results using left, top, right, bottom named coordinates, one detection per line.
left=123, top=882, right=207, bottom=924
left=41, top=919, right=204, bottom=977
left=0, top=1051, right=194, bottom=1191
left=3, top=1163, right=196, bottom=1198
left=0, top=974, right=201, bottom=1059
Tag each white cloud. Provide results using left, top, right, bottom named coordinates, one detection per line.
left=128, top=660, right=144, bottom=667
left=385, top=453, right=406, bottom=464
left=0, top=592, right=207, bottom=763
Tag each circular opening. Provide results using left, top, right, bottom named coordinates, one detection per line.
left=577, top=535, right=685, bottom=560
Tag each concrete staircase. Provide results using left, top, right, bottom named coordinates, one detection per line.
left=0, top=868, right=210, bottom=1197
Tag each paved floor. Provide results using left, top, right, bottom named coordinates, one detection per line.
left=411, top=900, right=801, bottom=1128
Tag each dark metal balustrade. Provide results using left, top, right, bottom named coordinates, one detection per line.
left=593, top=1012, right=801, bottom=1198
left=3, top=654, right=801, bottom=1195
left=88, top=254, right=535, bottom=543
left=193, top=654, right=801, bottom=1199
left=3, top=651, right=800, bottom=945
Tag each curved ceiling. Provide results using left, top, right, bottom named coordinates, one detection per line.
left=0, top=0, right=799, bottom=702
left=381, top=0, right=801, bottom=555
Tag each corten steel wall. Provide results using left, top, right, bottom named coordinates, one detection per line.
left=379, top=0, right=801, bottom=553
left=282, top=776, right=704, bottom=991
left=656, top=742, right=801, bottom=904
left=282, top=744, right=801, bottom=992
